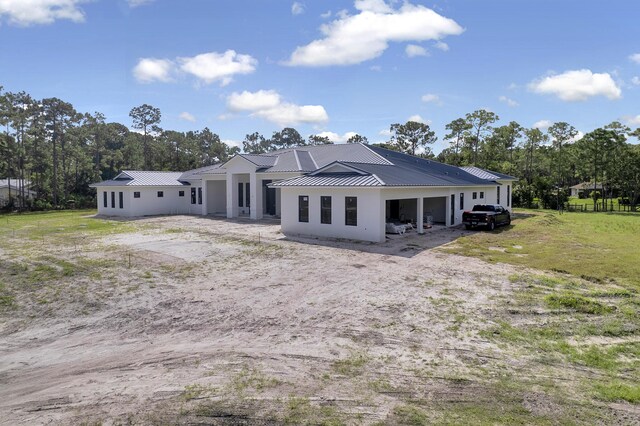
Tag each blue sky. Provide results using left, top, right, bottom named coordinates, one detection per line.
left=1, top=0, right=639, bottom=152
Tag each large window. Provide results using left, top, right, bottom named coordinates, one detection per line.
left=238, top=182, right=244, bottom=207
left=298, top=195, right=309, bottom=222
left=197, top=187, right=202, bottom=205
left=245, top=183, right=250, bottom=208
left=320, top=196, right=332, bottom=224
left=460, top=192, right=464, bottom=210
left=103, top=191, right=107, bottom=208
left=497, top=186, right=501, bottom=205
left=119, top=192, right=123, bottom=209
left=472, top=192, right=477, bottom=200
left=111, top=191, right=115, bottom=208
left=507, top=185, right=510, bottom=207
left=191, top=188, right=196, bottom=204
left=480, top=191, right=484, bottom=199
left=345, top=196, right=357, bottom=226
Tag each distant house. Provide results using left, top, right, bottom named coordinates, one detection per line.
left=90, top=144, right=517, bottom=243
left=0, top=179, right=36, bottom=207
left=570, top=182, right=603, bottom=197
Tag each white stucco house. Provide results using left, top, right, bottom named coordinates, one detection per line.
left=0, top=179, right=36, bottom=207
left=90, top=144, right=516, bottom=243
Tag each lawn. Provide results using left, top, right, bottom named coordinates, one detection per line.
left=443, top=209, right=640, bottom=287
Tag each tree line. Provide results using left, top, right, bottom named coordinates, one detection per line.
left=1, top=86, right=639, bottom=211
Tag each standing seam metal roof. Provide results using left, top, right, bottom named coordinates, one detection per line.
left=90, top=171, right=188, bottom=187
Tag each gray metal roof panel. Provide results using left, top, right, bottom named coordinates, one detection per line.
left=272, top=173, right=383, bottom=187
left=459, top=166, right=516, bottom=180
left=90, top=171, right=188, bottom=187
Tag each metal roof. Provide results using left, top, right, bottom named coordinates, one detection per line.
left=239, top=154, right=278, bottom=167
left=459, top=166, right=516, bottom=181
left=0, top=179, right=31, bottom=189
left=273, top=173, right=383, bottom=187
left=90, top=171, right=188, bottom=187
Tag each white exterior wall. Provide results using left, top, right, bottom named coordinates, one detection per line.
left=96, top=186, right=196, bottom=217
left=280, top=187, right=385, bottom=243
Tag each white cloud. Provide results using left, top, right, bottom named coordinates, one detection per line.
left=320, top=10, right=332, bottom=18
left=499, top=95, right=519, bottom=107
left=570, top=131, right=584, bottom=143
left=421, top=93, right=440, bottom=103
left=533, top=120, right=552, bottom=130
left=291, top=2, right=304, bottom=15
left=632, top=76, right=640, bottom=86
left=0, top=0, right=87, bottom=26
left=528, top=69, right=622, bottom=102
left=433, top=40, right=449, bottom=51
left=133, top=58, right=174, bottom=83
left=227, top=90, right=282, bottom=112
left=379, top=128, right=392, bottom=137
left=405, top=44, right=428, bottom=57
left=128, top=0, right=155, bottom=7
left=408, top=114, right=431, bottom=125
left=179, top=50, right=257, bottom=86
left=370, top=65, right=382, bottom=72
left=354, top=0, right=393, bottom=13
left=507, top=82, right=518, bottom=90
left=179, top=112, right=196, bottom=122
left=223, top=139, right=242, bottom=149
left=226, top=89, right=328, bottom=127
left=624, top=115, right=640, bottom=126
left=314, top=131, right=358, bottom=143
left=285, top=1, right=464, bottom=66
left=629, top=53, right=640, bottom=64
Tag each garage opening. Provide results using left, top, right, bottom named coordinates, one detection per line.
left=385, top=198, right=417, bottom=225
left=423, top=196, right=447, bottom=225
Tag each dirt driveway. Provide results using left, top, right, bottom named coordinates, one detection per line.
left=1, top=215, right=524, bottom=424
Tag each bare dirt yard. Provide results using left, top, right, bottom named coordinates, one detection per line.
left=0, top=212, right=638, bottom=425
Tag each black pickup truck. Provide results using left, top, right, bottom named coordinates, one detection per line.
left=462, top=204, right=511, bottom=231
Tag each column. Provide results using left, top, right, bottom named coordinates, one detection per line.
left=249, top=172, right=263, bottom=220
left=417, top=197, right=424, bottom=234
left=226, top=173, right=237, bottom=218
left=201, top=177, right=208, bottom=216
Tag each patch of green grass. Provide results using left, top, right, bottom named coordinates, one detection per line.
left=545, top=293, right=613, bottom=314
left=332, top=352, right=368, bottom=376
left=228, top=366, right=280, bottom=395
left=594, top=380, right=640, bottom=403
left=182, top=383, right=217, bottom=401
left=0, top=283, right=15, bottom=307
left=392, top=405, right=429, bottom=425
left=282, top=396, right=343, bottom=425
left=441, top=210, right=640, bottom=286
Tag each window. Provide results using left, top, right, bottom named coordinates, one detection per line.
left=103, top=191, right=107, bottom=208
left=157, top=191, right=164, bottom=198
left=497, top=186, right=501, bottom=205
left=179, top=190, right=184, bottom=197
left=134, top=192, right=141, bottom=199
left=460, top=193, right=464, bottom=210
left=245, top=183, right=250, bottom=208
left=119, top=192, right=123, bottom=209
left=238, top=182, right=244, bottom=207
left=298, top=196, right=309, bottom=222
left=197, top=187, right=202, bottom=205
left=111, top=191, right=115, bottom=208
left=320, top=196, right=332, bottom=224
left=507, top=185, right=510, bottom=207
left=480, top=191, right=484, bottom=199
left=472, top=192, right=477, bottom=200
left=345, top=196, right=357, bottom=226
left=191, top=188, right=196, bottom=204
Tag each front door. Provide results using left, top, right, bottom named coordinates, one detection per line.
left=263, top=180, right=276, bottom=215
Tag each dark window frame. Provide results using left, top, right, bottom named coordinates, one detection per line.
left=472, top=192, right=477, bottom=200
left=497, top=186, right=501, bottom=205
left=111, top=191, right=115, bottom=208
left=480, top=191, right=484, bottom=199
left=345, top=196, right=357, bottom=226
left=191, top=187, right=196, bottom=204
left=320, top=196, right=332, bottom=224
left=119, top=192, right=123, bottom=209
left=245, top=182, right=250, bottom=208
left=157, top=191, right=164, bottom=198
left=460, top=192, right=464, bottom=210
left=103, top=191, right=107, bottom=208
left=179, top=190, right=185, bottom=197
left=238, top=182, right=244, bottom=207
left=197, top=187, right=202, bottom=205
left=507, top=185, right=510, bottom=207
left=134, top=191, right=141, bottom=199
left=298, top=195, right=309, bottom=223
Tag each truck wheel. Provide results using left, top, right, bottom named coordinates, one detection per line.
left=507, top=217, right=511, bottom=226
left=488, top=220, right=495, bottom=231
